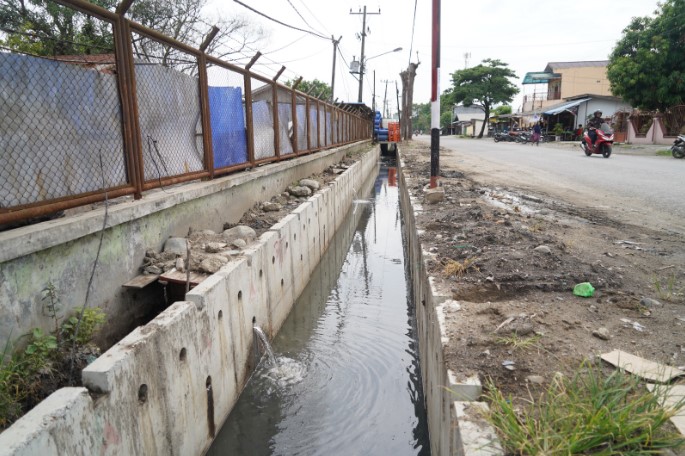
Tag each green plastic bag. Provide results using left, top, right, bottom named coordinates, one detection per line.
left=573, top=282, right=595, bottom=297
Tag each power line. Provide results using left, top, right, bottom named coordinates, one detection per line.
left=233, top=0, right=329, bottom=41
left=285, top=0, right=326, bottom=37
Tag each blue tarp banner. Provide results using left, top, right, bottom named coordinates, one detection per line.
left=208, top=86, right=248, bottom=168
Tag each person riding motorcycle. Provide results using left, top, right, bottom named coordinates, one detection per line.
left=587, top=110, right=603, bottom=144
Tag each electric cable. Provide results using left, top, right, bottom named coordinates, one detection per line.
left=233, top=0, right=329, bottom=40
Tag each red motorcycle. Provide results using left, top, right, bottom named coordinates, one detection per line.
left=580, top=123, right=614, bottom=158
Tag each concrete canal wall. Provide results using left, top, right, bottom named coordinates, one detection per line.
left=0, top=146, right=380, bottom=455
left=398, top=151, right=503, bottom=456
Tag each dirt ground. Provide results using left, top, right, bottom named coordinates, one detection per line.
left=399, top=140, right=685, bottom=399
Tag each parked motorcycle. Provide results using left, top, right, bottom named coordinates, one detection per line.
left=671, top=134, right=685, bottom=159
left=515, top=131, right=531, bottom=144
left=494, top=132, right=516, bottom=142
left=580, top=123, right=614, bottom=158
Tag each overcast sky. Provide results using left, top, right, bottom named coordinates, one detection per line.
left=207, top=0, right=661, bottom=114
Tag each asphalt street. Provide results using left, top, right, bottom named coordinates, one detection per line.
left=413, top=136, right=684, bottom=234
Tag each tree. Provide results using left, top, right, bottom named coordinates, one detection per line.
left=607, top=0, right=685, bottom=111
left=445, top=59, right=519, bottom=138
left=493, top=105, right=512, bottom=116
left=0, top=0, right=264, bottom=72
left=284, top=78, right=331, bottom=101
left=412, top=102, right=431, bottom=132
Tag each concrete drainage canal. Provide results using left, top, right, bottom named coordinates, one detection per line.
left=207, top=158, right=431, bottom=455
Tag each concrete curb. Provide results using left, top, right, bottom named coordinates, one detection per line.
left=397, top=149, right=504, bottom=456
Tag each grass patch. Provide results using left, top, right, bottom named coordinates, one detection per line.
left=484, top=364, right=685, bottom=455
left=653, top=273, right=684, bottom=303
left=656, top=149, right=672, bottom=156
left=495, top=334, right=541, bottom=351
left=443, top=257, right=479, bottom=277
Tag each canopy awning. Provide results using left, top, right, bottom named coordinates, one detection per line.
left=543, top=98, right=591, bottom=115
left=522, top=71, right=561, bottom=84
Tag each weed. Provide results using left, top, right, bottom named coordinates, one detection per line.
left=61, top=307, right=106, bottom=345
left=23, top=328, right=58, bottom=373
left=528, top=221, right=545, bottom=233
left=656, top=149, right=672, bottom=156
left=653, top=273, right=684, bottom=302
left=41, top=282, right=61, bottom=337
left=495, top=334, right=541, bottom=351
left=443, top=257, right=479, bottom=277
left=484, top=364, right=685, bottom=454
left=0, top=305, right=107, bottom=429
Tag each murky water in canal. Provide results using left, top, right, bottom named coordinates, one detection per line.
left=207, top=159, right=430, bottom=455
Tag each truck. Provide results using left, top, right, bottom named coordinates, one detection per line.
left=373, top=111, right=400, bottom=156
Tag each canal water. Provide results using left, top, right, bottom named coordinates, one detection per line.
left=207, top=159, right=430, bottom=455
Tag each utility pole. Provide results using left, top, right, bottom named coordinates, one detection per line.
left=350, top=6, right=380, bottom=103
left=330, top=35, right=342, bottom=102
left=381, top=79, right=391, bottom=117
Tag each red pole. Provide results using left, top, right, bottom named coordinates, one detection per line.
left=430, top=0, right=441, bottom=188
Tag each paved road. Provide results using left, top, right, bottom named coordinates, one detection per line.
left=413, top=136, right=684, bottom=234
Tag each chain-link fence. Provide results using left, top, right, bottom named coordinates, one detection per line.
left=206, top=61, right=249, bottom=174
left=0, top=0, right=369, bottom=227
left=0, top=7, right=129, bottom=215
left=131, top=30, right=205, bottom=186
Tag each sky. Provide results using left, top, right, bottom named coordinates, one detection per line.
left=206, top=0, right=662, bottom=115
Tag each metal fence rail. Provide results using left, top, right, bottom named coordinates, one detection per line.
left=0, top=0, right=371, bottom=226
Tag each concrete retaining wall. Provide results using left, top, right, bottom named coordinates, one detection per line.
left=0, top=142, right=370, bottom=349
left=397, top=151, right=503, bottom=456
left=0, top=147, right=380, bottom=455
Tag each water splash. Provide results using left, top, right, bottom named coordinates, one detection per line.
left=265, top=356, right=306, bottom=389
left=253, top=326, right=277, bottom=367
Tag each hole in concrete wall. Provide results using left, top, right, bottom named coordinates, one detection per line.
left=286, top=241, right=289, bottom=249
left=313, top=236, right=316, bottom=243
left=206, top=376, right=215, bottom=438
left=252, top=316, right=256, bottom=324
left=281, top=278, right=284, bottom=287
left=218, top=310, right=223, bottom=320
left=294, top=233, right=297, bottom=240
left=179, top=347, right=187, bottom=362
left=138, top=384, right=148, bottom=403
left=272, top=256, right=275, bottom=264
left=303, top=224, right=306, bottom=230
left=238, top=290, right=242, bottom=300
left=300, top=254, right=303, bottom=261
left=259, top=269, right=263, bottom=278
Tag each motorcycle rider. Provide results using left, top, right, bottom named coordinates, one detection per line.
left=587, top=110, right=603, bottom=144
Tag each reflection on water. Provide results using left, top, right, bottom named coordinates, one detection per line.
left=208, top=158, right=430, bottom=455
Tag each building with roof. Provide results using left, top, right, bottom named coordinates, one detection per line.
left=521, top=61, right=611, bottom=113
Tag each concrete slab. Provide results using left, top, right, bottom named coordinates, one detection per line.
left=601, top=350, right=685, bottom=383
left=646, top=384, right=685, bottom=435
left=453, top=401, right=504, bottom=456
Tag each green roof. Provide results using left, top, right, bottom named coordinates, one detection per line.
left=522, top=71, right=561, bottom=84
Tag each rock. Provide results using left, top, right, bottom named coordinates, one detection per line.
left=262, top=201, right=282, bottom=212
left=288, top=185, right=312, bottom=197
left=299, top=179, right=320, bottom=191
left=175, top=257, right=185, bottom=272
left=164, top=237, right=188, bottom=255
left=534, top=245, right=552, bottom=254
left=424, top=187, right=445, bottom=204
left=144, top=265, right=162, bottom=275
left=145, top=249, right=159, bottom=260
left=205, top=242, right=226, bottom=253
left=197, top=229, right=216, bottom=236
left=199, top=256, right=228, bottom=274
left=332, top=168, right=345, bottom=174
left=640, top=297, right=662, bottom=308
left=231, top=239, right=247, bottom=249
left=526, top=375, right=545, bottom=384
left=222, top=225, right=257, bottom=243
left=592, top=327, right=610, bottom=340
